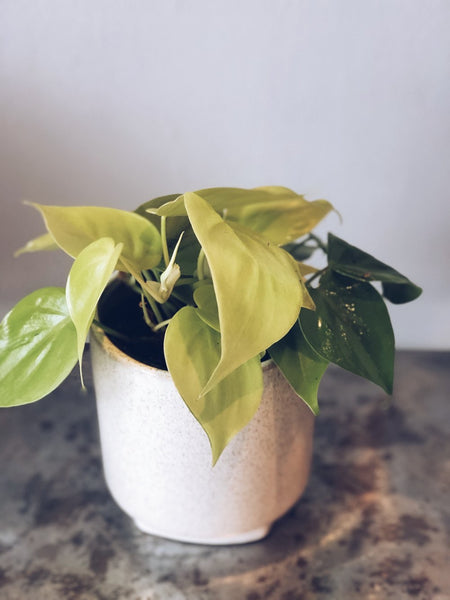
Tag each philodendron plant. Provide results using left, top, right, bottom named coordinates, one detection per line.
left=0, top=187, right=421, bottom=463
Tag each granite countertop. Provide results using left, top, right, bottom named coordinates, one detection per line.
left=0, top=350, right=449, bottom=600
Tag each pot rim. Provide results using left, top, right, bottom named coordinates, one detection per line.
left=90, top=323, right=275, bottom=376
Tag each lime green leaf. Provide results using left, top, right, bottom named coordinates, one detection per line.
left=138, top=193, right=200, bottom=274
left=66, top=238, right=123, bottom=378
left=149, top=187, right=334, bottom=244
left=269, top=321, right=328, bottom=415
left=136, top=193, right=189, bottom=241
left=193, top=283, right=220, bottom=332
left=0, top=288, right=78, bottom=406
left=15, top=232, right=58, bottom=257
left=164, top=306, right=263, bottom=464
left=328, top=233, right=422, bottom=304
left=135, top=193, right=182, bottom=220
left=184, top=192, right=303, bottom=395
left=27, top=203, right=162, bottom=270
left=147, top=187, right=278, bottom=217
left=300, top=271, right=395, bottom=394
left=227, top=196, right=334, bottom=245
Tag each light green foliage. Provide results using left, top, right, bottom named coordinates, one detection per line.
left=15, top=232, right=58, bottom=256
left=149, top=186, right=334, bottom=245
left=66, top=238, right=123, bottom=379
left=0, top=288, right=78, bottom=406
left=28, top=203, right=162, bottom=271
left=193, top=283, right=220, bottom=332
left=184, top=192, right=303, bottom=396
left=2, top=186, right=422, bottom=463
left=164, top=306, right=263, bottom=464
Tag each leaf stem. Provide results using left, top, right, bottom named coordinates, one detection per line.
left=305, top=267, right=327, bottom=288
left=92, top=319, right=135, bottom=342
left=119, top=257, right=164, bottom=327
left=161, top=216, right=170, bottom=267
left=141, top=293, right=157, bottom=328
left=153, top=318, right=172, bottom=332
left=308, top=233, right=328, bottom=253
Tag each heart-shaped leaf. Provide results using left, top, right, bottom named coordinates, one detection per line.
left=269, top=320, right=328, bottom=415
left=0, top=288, right=78, bottom=406
left=226, top=196, right=334, bottom=245
left=147, top=187, right=281, bottom=217
left=66, top=238, right=123, bottom=377
left=300, top=271, right=395, bottom=394
left=184, top=192, right=303, bottom=395
left=328, top=233, right=422, bottom=304
left=164, top=306, right=263, bottom=464
left=28, top=203, right=162, bottom=271
left=149, top=187, right=334, bottom=245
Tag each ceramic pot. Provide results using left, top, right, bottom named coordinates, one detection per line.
left=90, top=325, right=314, bottom=545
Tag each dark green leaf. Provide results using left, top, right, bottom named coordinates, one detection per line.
left=0, top=288, right=78, bottom=406
left=283, top=241, right=317, bottom=261
left=269, top=321, right=328, bottom=415
left=381, top=281, right=422, bottom=304
left=328, top=233, right=422, bottom=304
left=300, top=271, right=395, bottom=394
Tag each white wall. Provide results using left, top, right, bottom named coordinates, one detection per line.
left=1, top=1, right=449, bottom=348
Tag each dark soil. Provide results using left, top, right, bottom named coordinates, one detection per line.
left=96, top=278, right=167, bottom=370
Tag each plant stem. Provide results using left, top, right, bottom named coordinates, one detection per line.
left=305, top=267, right=327, bottom=288
left=93, top=319, right=160, bottom=342
left=161, top=216, right=170, bottom=267
left=140, top=293, right=156, bottom=328
left=308, top=233, right=328, bottom=253
left=144, top=292, right=164, bottom=324
left=153, top=318, right=172, bottom=332
left=92, top=319, right=134, bottom=342
left=119, top=257, right=164, bottom=327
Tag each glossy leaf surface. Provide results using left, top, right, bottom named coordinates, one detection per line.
left=164, top=306, right=263, bottom=464
left=300, top=271, right=395, bottom=393
left=269, top=321, right=328, bottom=415
left=328, top=233, right=422, bottom=304
left=28, top=203, right=162, bottom=270
left=0, top=288, right=78, bottom=406
left=66, top=238, right=123, bottom=371
left=184, top=192, right=303, bottom=395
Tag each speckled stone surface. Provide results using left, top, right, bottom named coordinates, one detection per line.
left=0, top=350, right=449, bottom=600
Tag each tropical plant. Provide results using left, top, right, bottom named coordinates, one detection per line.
left=0, top=187, right=421, bottom=463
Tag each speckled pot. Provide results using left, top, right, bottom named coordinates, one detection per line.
left=90, top=325, right=315, bottom=545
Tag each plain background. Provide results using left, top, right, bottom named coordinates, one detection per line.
left=1, top=1, right=449, bottom=349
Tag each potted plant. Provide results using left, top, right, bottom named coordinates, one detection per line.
left=0, top=186, right=421, bottom=544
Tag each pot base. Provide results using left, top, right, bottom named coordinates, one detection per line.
left=133, top=520, right=271, bottom=545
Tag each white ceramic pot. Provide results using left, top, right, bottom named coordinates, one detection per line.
left=90, top=325, right=315, bottom=545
